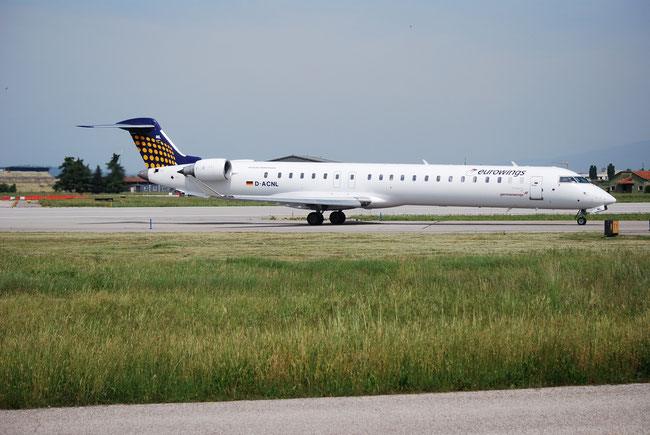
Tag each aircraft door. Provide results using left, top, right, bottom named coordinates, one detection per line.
left=348, top=172, right=356, bottom=189
left=530, top=176, right=543, bottom=200
left=333, top=171, right=341, bottom=188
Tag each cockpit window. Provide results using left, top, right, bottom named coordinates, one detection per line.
left=559, top=176, right=577, bottom=183
left=576, top=177, right=590, bottom=183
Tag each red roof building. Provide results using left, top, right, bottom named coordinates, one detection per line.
left=609, top=170, right=650, bottom=193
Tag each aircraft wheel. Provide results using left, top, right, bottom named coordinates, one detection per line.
left=307, top=212, right=324, bottom=225
left=577, top=216, right=587, bottom=226
left=329, top=211, right=346, bottom=225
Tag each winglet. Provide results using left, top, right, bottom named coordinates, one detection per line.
left=511, top=161, right=518, bottom=166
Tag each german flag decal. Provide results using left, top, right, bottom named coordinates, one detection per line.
left=246, top=181, right=254, bottom=186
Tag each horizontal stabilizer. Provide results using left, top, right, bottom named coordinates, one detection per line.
left=77, top=123, right=155, bottom=129
left=78, top=117, right=202, bottom=167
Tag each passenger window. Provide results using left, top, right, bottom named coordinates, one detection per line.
left=379, top=174, right=384, bottom=181
left=461, top=176, right=465, bottom=182
left=485, top=177, right=490, bottom=183
left=277, top=172, right=282, bottom=178
left=425, top=175, right=429, bottom=182
left=350, top=174, right=355, bottom=180
left=473, top=176, right=477, bottom=183
left=323, top=173, right=328, bottom=179
left=289, top=173, right=293, bottom=179
left=497, top=177, right=502, bottom=183
left=436, top=176, right=441, bottom=182
left=300, top=173, right=304, bottom=179
left=390, top=175, right=394, bottom=181
left=367, top=174, right=371, bottom=180
left=264, top=172, right=268, bottom=178
left=412, top=175, right=417, bottom=181
left=448, top=176, right=453, bottom=182
left=312, top=173, right=316, bottom=179
left=335, top=174, right=340, bottom=180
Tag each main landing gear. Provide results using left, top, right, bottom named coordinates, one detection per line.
left=307, top=212, right=324, bottom=225
left=575, top=209, right=587, bottom=225
left=306, top=211, right=346, bottom=225
left=329, top=210, right=346, bottom=225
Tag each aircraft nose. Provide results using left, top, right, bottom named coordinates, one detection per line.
left=605, top=191, right=616, bottom=204
left=137, top=169, right=149, bottom=181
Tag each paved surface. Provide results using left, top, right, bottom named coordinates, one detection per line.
left=1, top=384, right=648, bottom=434
left=0, top=204, right=649, bottom=234
left=0, top=199, right=42, bottom=208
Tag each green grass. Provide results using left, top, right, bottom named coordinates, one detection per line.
left=349, top=213, right=650, bottom=222
left=39, top=194, right=274, bottom=207
left=1, top=233, right=648, bottom=409
left=611, top=192, right=650, bottom=203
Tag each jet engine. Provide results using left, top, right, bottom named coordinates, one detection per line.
left=180, top=158, right=232, bottom=181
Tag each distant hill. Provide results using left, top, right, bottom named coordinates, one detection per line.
left=519, top=140, right=650, bottom=173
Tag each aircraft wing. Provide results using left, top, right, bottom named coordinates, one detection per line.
left=227, top=194, right=371, bottom=210
left=177, top=176, right=373, bottom=210
left=183, top=175, right=372, bottom=209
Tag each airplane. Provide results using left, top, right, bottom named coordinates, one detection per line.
left=79, top=117, right=616, bottom=225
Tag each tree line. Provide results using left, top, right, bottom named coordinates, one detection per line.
left=54, top=154, right=127, bottom=193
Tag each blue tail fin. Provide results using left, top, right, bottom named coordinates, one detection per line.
left=78, top=117, right=201, bottom=168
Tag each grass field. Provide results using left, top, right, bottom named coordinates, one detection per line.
left=611, top=192, right=650, bottom=203
left=1, top=232, right=648, bottom=409
left=39, top=194, right=273, bottom=207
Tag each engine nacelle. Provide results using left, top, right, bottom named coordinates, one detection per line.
left=180, top=158, right=232, bottom=181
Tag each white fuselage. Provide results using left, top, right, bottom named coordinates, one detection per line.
left=148, top=161, right=615, bottom=211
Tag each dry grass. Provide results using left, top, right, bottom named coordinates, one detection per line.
left=0, top=172, right=55, bottom=193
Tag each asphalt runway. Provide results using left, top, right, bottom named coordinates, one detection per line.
left=1, top=203, right=649, bottom=234
left=1, top=384, right=648, bottom=434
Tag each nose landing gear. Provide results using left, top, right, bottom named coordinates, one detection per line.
left=576, top=209, right=587, bottom=225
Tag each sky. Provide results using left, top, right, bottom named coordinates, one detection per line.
left=1, top=1, right=649, bottom=175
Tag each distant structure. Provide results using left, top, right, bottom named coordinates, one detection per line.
left=1, top=166, right=51, bottom=172
left=123, top=176, right=173, bottom=193
left=0, top=167, right=55, bottom=192
left=608, top=170, right=650, bottom=193
left=269, top=155, right=337, bottom=163
left=552, top=161, right=570, bottom=169
left=595, top=169, right=609, bottom=181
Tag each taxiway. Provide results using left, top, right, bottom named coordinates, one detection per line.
left=1, top=383, right=647, bottom=434
left=0, top=203, right=648, bottom=234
